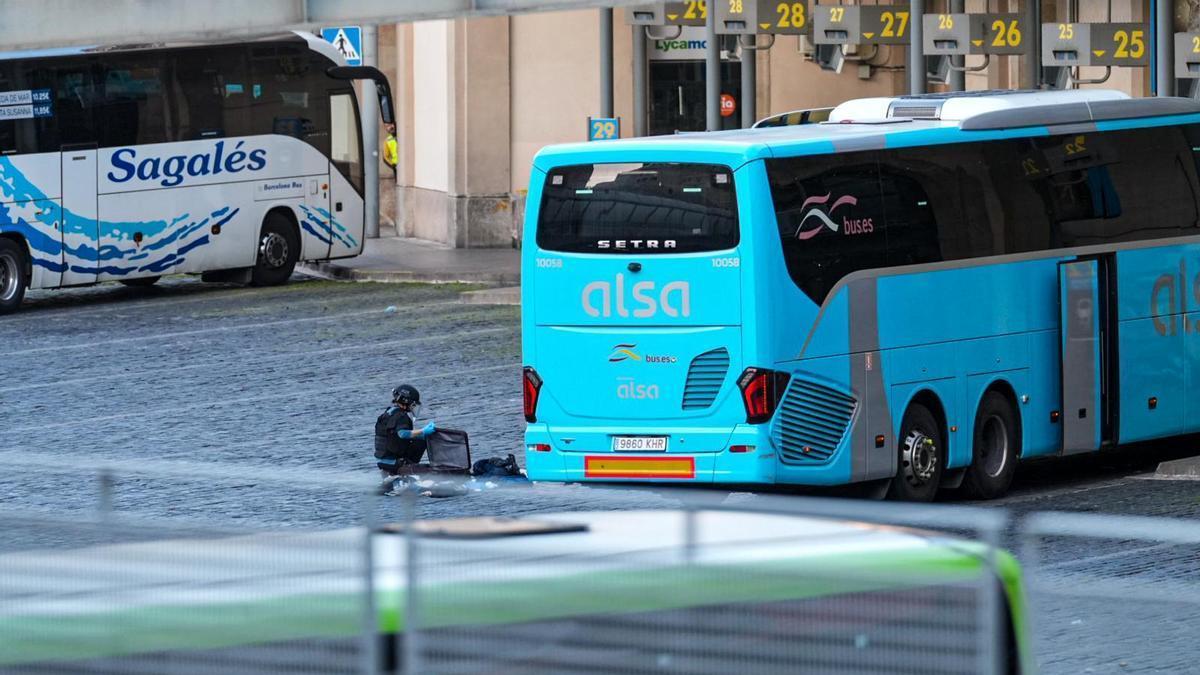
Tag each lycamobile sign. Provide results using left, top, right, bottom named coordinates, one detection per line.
left=648, top=26, right=712, bottom=61
left=655, top=38, right=706, bottom=52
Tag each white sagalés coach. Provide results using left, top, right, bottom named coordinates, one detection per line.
left=0, top=31, right=394, bottom=314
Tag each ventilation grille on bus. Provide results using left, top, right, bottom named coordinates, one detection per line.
left=888, top=104, right=940, bottom=119
left=681, top=348, right=730, bottom=410
left=774, top=379, right=858, bottom=465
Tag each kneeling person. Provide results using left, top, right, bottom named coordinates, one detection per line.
left=375, top=384, right=436, bottom=477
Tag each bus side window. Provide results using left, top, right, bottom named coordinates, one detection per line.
left=166, top=47, right=255, bottom=141
left=53, top=58, right=99, bottom=147
left=767, top=154, right=888, bottom=303
left=329, top=91, right=362, bottom=193
left=95, top=54, right=172, bottom=147
left=880, top=143, right=999, bottom=262
left=249, top=45, right=330, bottom=155
left=1029, top=126, right=1195, bottom=246
left=0, top=60, right=21, bottom=154
left=876, top=169, right=941, bottom=267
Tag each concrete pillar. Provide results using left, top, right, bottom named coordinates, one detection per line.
left=362, top=24, right=380, bottom=239
left=633, top=23, right=647, bottom=136
left=1156, top=0, right=1173, bottom=95
left=393, top=23, right=416, bottom=237
left=910, top=0, right=926, bottom=94
left=376, top=23, right=399, bottom=236
left=948, top=0, right=965, bottom=91
left=447, top=17, right=513, bottom=248
left=706, top=6, right=721, bottom=130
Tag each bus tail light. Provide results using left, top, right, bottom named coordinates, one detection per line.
left=737, top=368, right=790, bottom=424
left=523, top=367, right=543, bottom=423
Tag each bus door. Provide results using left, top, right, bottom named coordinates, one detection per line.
left=1058, top=256, right=1115, bottom=454
left=327, top=89, right=364, bottom=257
left=60, top=144, right=99, bottom=286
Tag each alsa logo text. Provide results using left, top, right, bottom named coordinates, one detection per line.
left=617, top=376, right=660, bottom=400
left=582, top=274, right=691, bottom=318
left=795, top=193, right=873, bottom=240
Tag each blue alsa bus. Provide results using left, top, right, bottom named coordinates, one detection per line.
left=522, top=89, right=1200, bottom=500
left=0, top=32, right=394, bottom=314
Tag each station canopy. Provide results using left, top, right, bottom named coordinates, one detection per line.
left=0, top=0, right=647, bottom=51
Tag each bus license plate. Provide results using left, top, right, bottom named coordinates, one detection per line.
left=612, top=436, right=668, bottom=452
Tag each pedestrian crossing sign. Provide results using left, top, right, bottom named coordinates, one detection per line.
left=321, top=26, right=363, bottom=66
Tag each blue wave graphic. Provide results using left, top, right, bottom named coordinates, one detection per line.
left=298, top=204, right=357, bottom=250
left=0, top=157, right=232, bottom=281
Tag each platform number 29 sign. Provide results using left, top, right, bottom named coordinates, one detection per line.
left=588, top=117, right=620, bottom=142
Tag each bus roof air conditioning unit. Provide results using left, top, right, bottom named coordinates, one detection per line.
left=887, top=98, right=944, bottom=120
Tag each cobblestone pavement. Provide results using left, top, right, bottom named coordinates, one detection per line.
left=2, top=277, right=1199, bottom=674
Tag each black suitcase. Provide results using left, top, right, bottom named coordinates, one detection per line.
left=396, top=428, right=471, bottom=475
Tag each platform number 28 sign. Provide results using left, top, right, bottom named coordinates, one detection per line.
left=588, top=117, right=620, bottom=142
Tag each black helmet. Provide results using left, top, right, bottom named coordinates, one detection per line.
left=392, top=384, right=420, bottom=406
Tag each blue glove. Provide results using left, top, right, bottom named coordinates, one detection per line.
left=397, top=428, right=413, bottom=440
left=421, top=421, right=436, bottom=436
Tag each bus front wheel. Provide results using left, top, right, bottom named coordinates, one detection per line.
left=0, top=238, right=28, bottom=315
left=251, top=213, right=299, bottom=287
left=887, top=402, right=944, bottom=502
left=961, top=391, right=1019, bottom=500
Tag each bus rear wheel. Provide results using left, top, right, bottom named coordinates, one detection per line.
left=251, top=213, right=299, bottom=287
left=961, top=391, right=1019, bottom=500
left=0, top=238, right=28, bottom=315
left=886, top=402, right=944, bottom=502
left=119, top=276, right=161, bottom=288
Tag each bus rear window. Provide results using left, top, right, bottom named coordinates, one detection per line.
left=536, top=163, right=738, bottom=254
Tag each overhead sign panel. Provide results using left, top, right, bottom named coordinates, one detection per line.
left=715, top=0, right=811, bottom=36
left=1041, top=22, right=1148, bottom=67
left=627, top=1, right=708, bottom=26
left=922, top=13, right=1028, bottom=56
left=814, top=5, right=910, bottom=45
left=1175, top=32, right=1200, bottom=79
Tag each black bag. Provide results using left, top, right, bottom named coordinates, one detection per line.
left=472, top=453, right=522, bottom=477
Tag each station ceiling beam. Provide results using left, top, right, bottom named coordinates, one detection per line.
left=0, top=0, right=646, bottom=51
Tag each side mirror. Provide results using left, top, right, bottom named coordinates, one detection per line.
left=326, top=65, right=395, bottom=126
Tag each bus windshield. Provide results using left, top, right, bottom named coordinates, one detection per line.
left=536, top=162, right=738, bottom=254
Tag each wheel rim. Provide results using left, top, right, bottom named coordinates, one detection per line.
left=979, top=414, right=1010, bottom=479
left=0, top=251, right=19, bottom=302
left=259, top=232, right=289, bottom=269
left=902, top=429, right=938, bottom=486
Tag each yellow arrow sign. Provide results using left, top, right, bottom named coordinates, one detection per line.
left=971, top=39, right=983, bottom=46
left=862, top=32, right=875, bottom=38
left=760, top=22, right=771, bottom=29
left=667, top=13, right=678, bottom=20
left=1093, top=49, right=1106, bottom=57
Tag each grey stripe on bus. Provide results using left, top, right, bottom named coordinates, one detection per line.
left=848, top=278, right=894, bottom=483
left=831, top=135, right=889, bottom=153
left=1044, top=121, right=1099, bottom=136
left=796, top=231, right=1200, bottom=360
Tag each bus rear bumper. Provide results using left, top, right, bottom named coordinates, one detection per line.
left=524, top=426, right=777, bottom=484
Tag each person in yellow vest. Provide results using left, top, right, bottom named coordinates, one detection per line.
left=383, top=123, right=398, bottom=173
